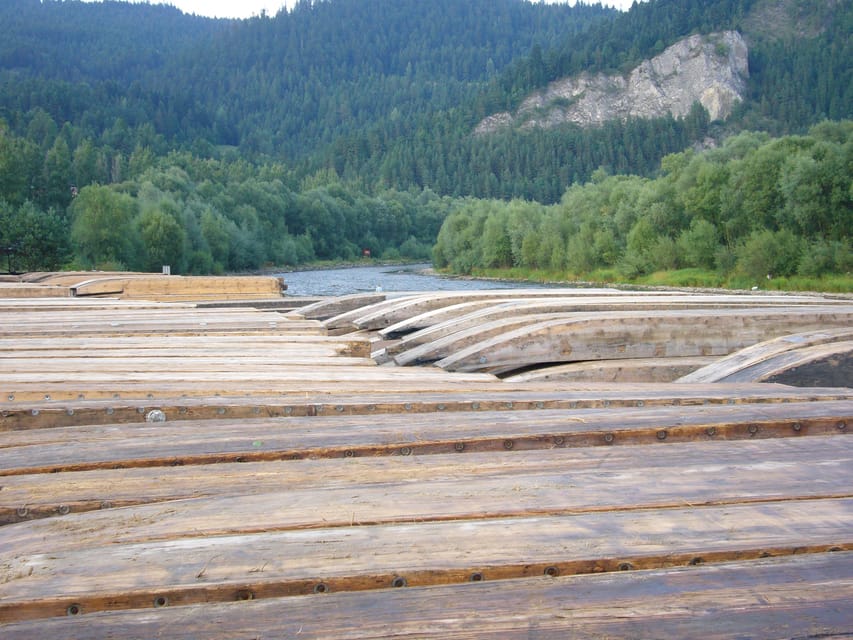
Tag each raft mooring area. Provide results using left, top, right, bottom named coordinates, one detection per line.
left=1, top=273, right=851, bottom=637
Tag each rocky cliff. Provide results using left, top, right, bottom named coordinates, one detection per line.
left=475, top=31, right=749, bottom=134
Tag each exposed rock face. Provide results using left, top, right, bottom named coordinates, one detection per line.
left=475, top=31, right=749, bottom=134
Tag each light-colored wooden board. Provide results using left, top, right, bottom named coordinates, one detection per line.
left=70, top=275, right=284, bottom=300
left=0, top=284, right=71, bottom=298
left=0, top=498, right=850, bottom=622
left=434, top=306, right=853, bottom=374
left=381, top=294, right=846, bottom=339
left=288, top=292, right=388, bottom=319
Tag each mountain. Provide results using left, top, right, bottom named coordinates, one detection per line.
left=474, top=31, right=750, bottom=133
left=0, top=0, right=849, bottom=276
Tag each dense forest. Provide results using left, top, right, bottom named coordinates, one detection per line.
left=434, top=122, right=852, bottom=288
left=0, top=0, right=850, bottom=282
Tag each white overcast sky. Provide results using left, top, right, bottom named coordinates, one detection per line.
left=82, top=0, right=643, bottom=20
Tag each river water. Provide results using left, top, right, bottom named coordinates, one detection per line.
left=278, top=263, right=555, bottom=297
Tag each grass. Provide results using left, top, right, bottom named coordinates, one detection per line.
left=464, top=266, right=853, bottom=294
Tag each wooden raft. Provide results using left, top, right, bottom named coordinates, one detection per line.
left=1, top=286, right=852, bottom=637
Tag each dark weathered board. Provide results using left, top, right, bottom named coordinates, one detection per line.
left=2, top=552, right=850, bottom=639
left=1, top=401, right=850, bottom=475
left=1, top=498, right=850, bottom=622
left=3, top=436, right=845, bottom=525
left=5, top=436, right=850, bottom=542
left=3, top=383, right=850, bottom=429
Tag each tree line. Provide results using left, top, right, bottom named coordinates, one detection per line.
left=0, top=119, right=458, bottom=273
left=433, top=121, right=852, bottom=284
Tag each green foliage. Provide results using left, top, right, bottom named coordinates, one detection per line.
left=735, top=228, right=803, bottom=281
left=70, top=185, right=138, bottom=268
left=0, top=199, right=71, bottom=271
left=435, top=123, right=852, bottom=290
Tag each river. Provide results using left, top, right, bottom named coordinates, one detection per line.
left=277, top=263, right=555, bottom=297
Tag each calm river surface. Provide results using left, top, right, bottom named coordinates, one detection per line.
left=278, top=263, right=557, bottom=297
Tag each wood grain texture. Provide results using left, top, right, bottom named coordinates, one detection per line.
left=3, top=552, right=851, bottom=639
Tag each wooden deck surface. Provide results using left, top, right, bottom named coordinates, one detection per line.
left=0, top=287, right=851, bottom=636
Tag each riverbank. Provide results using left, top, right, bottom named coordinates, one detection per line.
left=452, top=265, right=853, bottom=297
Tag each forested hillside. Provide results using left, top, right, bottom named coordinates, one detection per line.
left=0, top=0, right=849, bottom=283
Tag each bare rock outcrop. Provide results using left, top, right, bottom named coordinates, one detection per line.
left=475, top=31, right=749, bottom=134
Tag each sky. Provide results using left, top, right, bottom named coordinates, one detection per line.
left=82, top=0, right=644, bottom=21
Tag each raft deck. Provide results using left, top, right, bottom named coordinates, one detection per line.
left=0, top=285, right=851, bottom=638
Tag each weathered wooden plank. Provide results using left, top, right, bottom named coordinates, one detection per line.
left=0, top=284, right=72, bottom=298
left=3, top=382, right=850, bottom=427
left=4, top=554, right=853, bottom=639
left=3, top=436, right=845, bottom=525
left=505, top=356, right=718, bottom=383
left=288, top=292, right=388, bottom=320
left=1, top=401, right=849, bottom=475
left=762, top=342, right=852, bottom=388
left=435, top=307, right=853, bottom=374
left=0, top=498, right=850, bottom=622
left=5, top=435, right=850, bottom=545
left=679, top=327, right=853, bottom=383
left=4, top=553, right=846, bottom=640
left=0, top=356, right=375, bottom=372
left=70, top=275, right=284, bottom=300
left=382, top=294, right=846, bottom=339
left=348, top=289, right=625, bottom=331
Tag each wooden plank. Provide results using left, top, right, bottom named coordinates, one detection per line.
left=4, top=553, right=847, bottom=639
left=1, top=401, right=849, bottom=475
left=348, top=289, right=627, bottom=331
left=288, top=292, right=388, bottom=320
left=381, top=294, right=847, bottom=339
left=0, top=356, right=375, bottom=372
left=396, top=306, right=852, bottom=367
left=3, top=436, right=845, bottom=525
left=70, top=275, right=284, bottom=300
left=761, top=342, right=852, bottom=388
left=505, top=356, right=717, bottom=383
left=4, top=381, right=850, bottom=430
left=0, top=284, right=71, bottom=298
left=434, top=307, right=853, bottom=374
left=5, top=435, right=850, bottom=544
left=679, top=327, right=853, bottom=383
left=0, top=498, right=850, bottom=622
